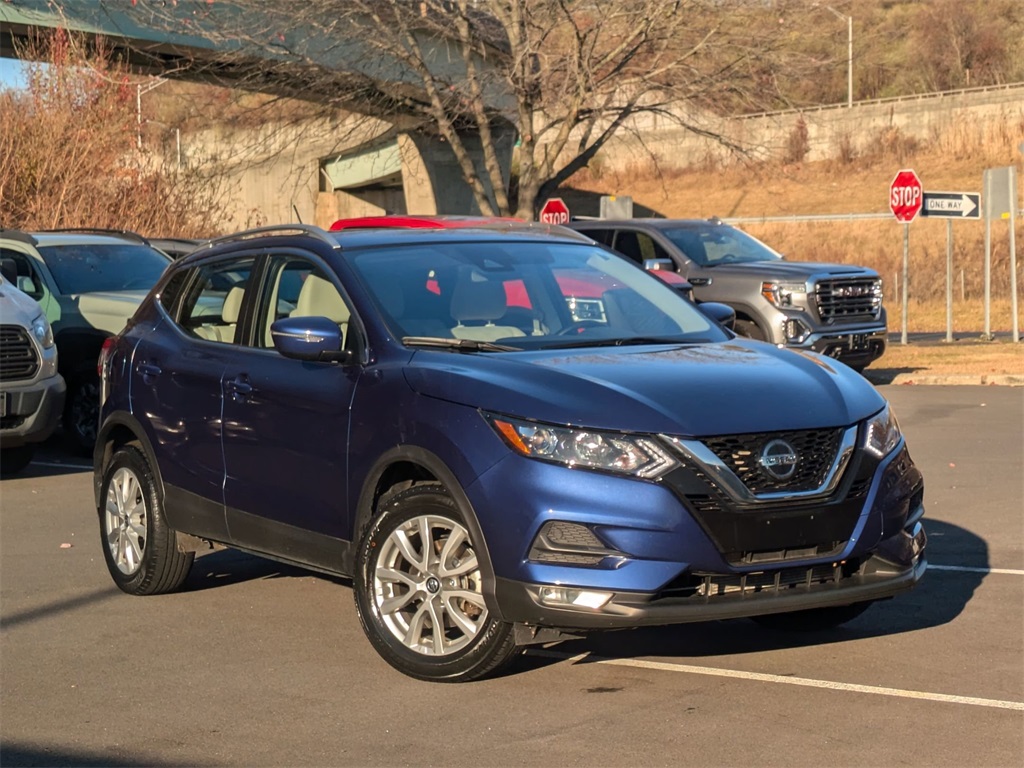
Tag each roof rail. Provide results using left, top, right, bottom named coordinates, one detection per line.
left=38, top=227, right=149, bottom=243
left=0, top=229, right=39, bottom=246
left=202, top=224, right=338, bottom=250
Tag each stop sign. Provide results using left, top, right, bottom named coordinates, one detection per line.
left=539, top=197, right=570, bottom=225
left=889, top=169, right=923, bottom=222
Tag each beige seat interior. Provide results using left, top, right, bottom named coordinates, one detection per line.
left=291, top=274, right=350, bottom=345
left=193, top=285, right=244, bottom=342
left=449, top=270, right=525, bottom=342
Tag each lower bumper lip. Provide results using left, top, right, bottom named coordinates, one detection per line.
left=494, top=539, right=927, bottom=631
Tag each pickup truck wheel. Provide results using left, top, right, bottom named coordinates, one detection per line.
left=733, top=319, right=767, bottom=341
left=64, top=375, right=100, bottom=455
left=1, top=446, right=34, bottom=476
left=751, top=602, right=872, bottom=632
left=353, top=483, right=519, bottom=682
left=99, top=446, right=194, bottom=595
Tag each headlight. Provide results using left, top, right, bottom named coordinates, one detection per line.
left=761, top=280, right=807, bottom=307
left=863, top=404, right=902, bottom=458
left=30, top=314, right=55, bottom=349
left=487, top=415, right=677, bottom=478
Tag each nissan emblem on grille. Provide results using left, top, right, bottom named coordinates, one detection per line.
left=759, top=439, right=798, bottom=480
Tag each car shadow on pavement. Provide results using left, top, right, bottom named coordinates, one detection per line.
left=862, top=366, right=922, bottom=385
left=516, top=519, right=985, bottom=673
left=0, top=742, right=192, bottom=768
left=183, top=548, right=350, bottom=592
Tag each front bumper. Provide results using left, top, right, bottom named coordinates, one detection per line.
left=496, top=521, right=926, bottom=631
left=803, top=327, right=887, bottom=369
left=0, top=374, right=66, bottom=448
left=469, top=430, right=924, bottom=633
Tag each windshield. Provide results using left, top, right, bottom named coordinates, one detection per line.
left=662, top=225, right=782, bottom=267
left=350, top=241, right=727, bottom=350
left=36, top=243, right=171, bottom=294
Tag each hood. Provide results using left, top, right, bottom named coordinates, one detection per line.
left=0, top=280, right=45, bottom=323
left=708, top=261, right=878, bottom=279
left=403, top=340, right=884, bottom=437
left=71, top=290, right=150, bottom=335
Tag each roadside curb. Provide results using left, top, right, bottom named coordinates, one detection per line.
left=865, top=373, right=1024, bottom=386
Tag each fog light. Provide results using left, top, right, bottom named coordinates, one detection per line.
left=785, top=318, right=810, bottom=343
left=538, top=587, right=613, bottom=610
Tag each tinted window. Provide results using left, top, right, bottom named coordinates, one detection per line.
left=581, top=228, right=613, bottom=246
left=611, top=231, right=671, bottom=265
left=662, top=225, right=782, bottom=267
left=177, top=258, right=256, bottom=344
left=158, top=269, right=191, bottom=317
left=36, top=243, right=171, bottom=294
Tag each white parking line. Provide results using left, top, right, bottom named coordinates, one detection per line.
left=928, top=564, right=1024, bottom=576
left=529, top=650, right=1024, bottom=711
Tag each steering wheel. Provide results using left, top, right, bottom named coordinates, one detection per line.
left=717, top=253, right=740, bottom=263
left=556, top=320, right=603, bottom=336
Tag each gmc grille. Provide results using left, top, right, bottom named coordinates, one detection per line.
left=0, top=325, right=39, bottom=382
left=815, top=277, right=882, bottom=321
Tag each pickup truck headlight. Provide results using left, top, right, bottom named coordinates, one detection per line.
left=487, top=415, right=677, bottom=478
left=30, top=313, right=55, bottom=349
left=863, top=404, right=902, bottom=458
left=762, top=280, right=807, bottom=308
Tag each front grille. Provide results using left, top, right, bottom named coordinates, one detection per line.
left=0, top=325, right=39, bottom=382
left=655, top=560, right=860, bottom=601
left=700, top=428, right=842, bottom=494
left=815, top=277, right=882, bottom=321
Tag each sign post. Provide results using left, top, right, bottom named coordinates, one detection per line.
left=890, top=170, right=923, bottom=345
left=920, top=189, right=982, bottom=342
left=539, top=198, right=570, bottom=226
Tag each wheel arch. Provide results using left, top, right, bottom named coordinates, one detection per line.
left=353, top=445, right=505, bottom=620
left=93, top=413, right=162, bottom=510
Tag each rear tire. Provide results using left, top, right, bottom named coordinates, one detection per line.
left=1, top=446, right=34, bottom=476
left=353, top=483, right=519, bottom=682
left=99, top=446, right=193, bottom=595
left=751, top=601, right=872, bottom=632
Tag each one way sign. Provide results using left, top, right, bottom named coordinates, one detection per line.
left=921, top=191, right=981, bottom=219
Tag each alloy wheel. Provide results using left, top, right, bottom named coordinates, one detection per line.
left=372, top=514, right=488, bottom=656
left=104, top=466, right=147, bottom=575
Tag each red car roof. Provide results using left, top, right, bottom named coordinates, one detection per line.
left=329, top=215, right=523, bottom=231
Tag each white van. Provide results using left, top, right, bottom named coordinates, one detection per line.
left=0, top=263, right=65, bottom=475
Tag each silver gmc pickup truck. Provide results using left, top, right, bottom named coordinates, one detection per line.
left=569, top=218, right=887, bottom=371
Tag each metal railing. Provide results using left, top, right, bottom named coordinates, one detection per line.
left=736, top=81, right=1024, bottom=120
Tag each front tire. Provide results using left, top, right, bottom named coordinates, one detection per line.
left=733, top=319, right=767, bottom=342
left=751, top=601, right=872, bottom=632
left=353, top=483, right=519, bottom=682
left=99, top=446, right=193, bottom=595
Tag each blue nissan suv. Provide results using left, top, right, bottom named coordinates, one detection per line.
left=94, top=222, right=926, bottom=682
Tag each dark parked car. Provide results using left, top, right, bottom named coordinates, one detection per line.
left=568, top=218, right=888, bottom=371
left=94, top=222, right=926, bottom=682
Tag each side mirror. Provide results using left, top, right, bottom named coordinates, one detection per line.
left=643, top=258, right=674, bottom=272
left=270, top=316, right=352, bottom=364
left=698, top=301, right=736, bottom=330
left=0, top=258, right=16, bottom=285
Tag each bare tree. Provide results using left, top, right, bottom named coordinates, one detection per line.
left=111, top=0, right=799, bottom=219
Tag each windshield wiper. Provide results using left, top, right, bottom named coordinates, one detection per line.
left=402, top=336, right=520, bottom=353
left=542, top=336, right=709, bottom=350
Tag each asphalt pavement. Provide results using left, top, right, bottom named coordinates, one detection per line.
left=0, top=386, right=1021, bottom=767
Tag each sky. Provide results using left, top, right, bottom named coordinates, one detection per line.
left=0, top=58, right=29, bottom=91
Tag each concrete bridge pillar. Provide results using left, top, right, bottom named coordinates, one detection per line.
left=317, top=124, right=515, bottom=225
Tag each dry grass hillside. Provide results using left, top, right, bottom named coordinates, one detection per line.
left=568, top=113, right=1024, bottom=335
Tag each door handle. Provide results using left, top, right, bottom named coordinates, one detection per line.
left=138, top=362, right=162, bottom=382
left=225, top=375, right=256, bottom=401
